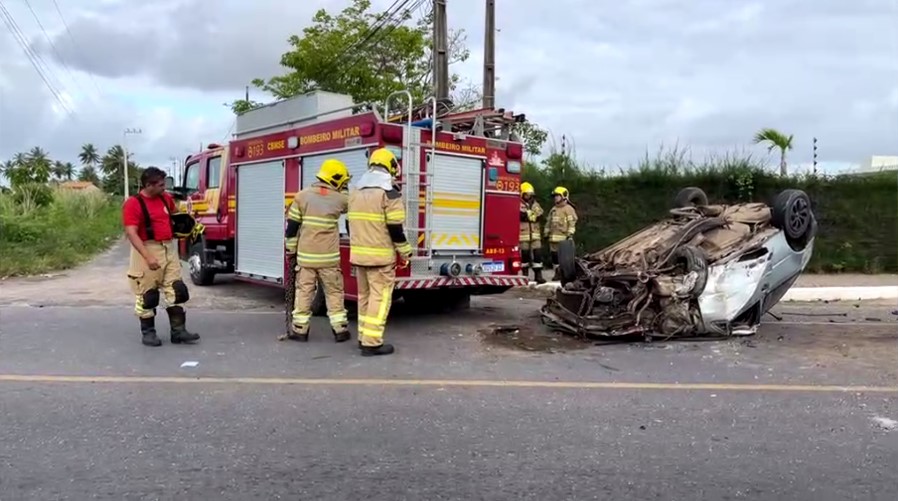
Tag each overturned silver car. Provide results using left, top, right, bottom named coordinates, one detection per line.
left=539, top=187, right=816, bottom=340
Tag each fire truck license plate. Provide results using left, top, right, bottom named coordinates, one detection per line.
left=482, top=261, right=505, bottom=273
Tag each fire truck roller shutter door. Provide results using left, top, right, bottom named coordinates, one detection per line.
left=301, top=148, right=370, bottom=236
left=235, top=160, right=286, bottom=280
left=429, top=154, right=483, bottom=252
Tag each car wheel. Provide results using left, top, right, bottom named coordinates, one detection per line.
left=771, top=189, right=814, bottom=248
left=673, top=187, right=709, bottom=208
left=188, top=241, right=216, bottom=286
left=557, top=239, right=577, bottom=285
left=672, top=245, right=708, bottom=296
left=310, top=277, right=327, bottom=317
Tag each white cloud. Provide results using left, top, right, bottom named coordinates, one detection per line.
left=0, top=0, right=896, bottom=179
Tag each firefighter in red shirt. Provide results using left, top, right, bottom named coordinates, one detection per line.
left=122, top=167, right=200, bottom=347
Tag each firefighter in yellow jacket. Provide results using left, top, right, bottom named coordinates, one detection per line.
left=545, top=186, right=578, bottom=280
left=283, top=159, right=351, bottom=342
left=347, top=148, right=412, bottom=356
left=519, top=182, right=546, bottom=284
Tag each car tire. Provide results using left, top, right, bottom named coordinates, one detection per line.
left=673, top=187, right=709, bottom=208
left=771, top=189, right=814, bottom=249
left=310, top=277, right=327, bottom=317
left=672, top=245, right=708, bottom=296
left=188, top=241, right=216, bottom=286
left=557, top=239, right=577, bottom=285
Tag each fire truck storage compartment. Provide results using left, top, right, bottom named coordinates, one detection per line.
left=300, top=148, right=370, bottom=235
left=235, top=159, right=286, bottom=281
left=428, top=153, right=484, bottom=253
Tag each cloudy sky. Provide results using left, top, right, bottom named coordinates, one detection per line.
left=0, top=0, right=896, bottom=179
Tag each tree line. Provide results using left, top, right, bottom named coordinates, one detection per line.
left=1, top=143, right=142, bottom=195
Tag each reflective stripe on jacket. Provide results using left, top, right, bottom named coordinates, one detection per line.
left=519, top=198, right=543, bottom=242
left=546, top=202, right=578, bottom=242
left=286, top=182, right=348, bottom=268
left=348, top=184, right=411, bottom=267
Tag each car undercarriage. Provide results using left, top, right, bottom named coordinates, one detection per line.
left=539, top=187, right=817, bottom=341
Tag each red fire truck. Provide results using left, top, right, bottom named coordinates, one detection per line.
left=168, top=89, right=529, bottom=314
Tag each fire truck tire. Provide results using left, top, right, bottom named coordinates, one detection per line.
left=188, top=241, right=216, bottom=286
left=310, top=277, right=327, bottom=317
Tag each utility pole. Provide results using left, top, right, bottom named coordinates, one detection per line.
left=122, top=128, right=141, bottom=198
left=433, top=0, right=449, bottom=104
left=482, top=0, right=496, bottom=109
left=812, top=137, right=818, bottom=175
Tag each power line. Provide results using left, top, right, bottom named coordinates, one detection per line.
left=0, top=0, right=74, bottom=116
left=315, top=0, right=414, bottom=81
left=50, top=0, right=105, bottom=99
left=334, top=0, right=428, bottom=84
left=22, top=0, right=89, bottom=102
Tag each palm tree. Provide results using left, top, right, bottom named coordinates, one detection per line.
left=752, top=128, right=794, bottom=176
left=79, top=143, right=100, bottom=170
left=61, top=162, right=75, bottom=180
left=78, top=165, right=101, bottom=185
left=26, top=147, right=52, bottom=184
left=52, top=160, right=67, bottom=180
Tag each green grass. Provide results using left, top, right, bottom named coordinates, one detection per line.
left=0, top=185, right=123, bottom=277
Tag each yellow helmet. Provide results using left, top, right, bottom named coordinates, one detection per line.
left=520, top=182, right=535, bottom=195
left=316, top=159, right=351, bottom=191
left=368, top=147, right=399, bottom=177
left=552, top=186, right=569, bottom=199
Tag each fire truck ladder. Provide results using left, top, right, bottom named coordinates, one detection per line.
left=383, top=91, right=438, bottom=265
left=440, top=108, right=524, bottom=139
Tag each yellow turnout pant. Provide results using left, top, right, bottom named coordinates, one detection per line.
left=355, top=263, right=396, bottom=347
left=127, top=240, right=186, bottom=319
left=292, top=266, right=348, bottom=334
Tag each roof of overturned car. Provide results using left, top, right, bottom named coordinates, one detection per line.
left=539, top=187, right=817, bottom=341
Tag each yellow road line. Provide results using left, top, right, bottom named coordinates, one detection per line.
left=0, top=375, right=895, bottom=393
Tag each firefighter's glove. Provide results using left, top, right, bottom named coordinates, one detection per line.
left=285, top=237, right=298, bottom=255
left=528, top=211, right=539, bottom=223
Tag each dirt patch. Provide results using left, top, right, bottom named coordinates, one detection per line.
left=479, top=319, right=592, bottom=353
left=505, top=285, right=554, bottom=301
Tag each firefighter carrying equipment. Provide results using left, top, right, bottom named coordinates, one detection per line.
left=133, top=195, right=204, bottom=241
left=316, top=158, right=352, bottom=192
left=284, top=180, right=350, bottom=338
left=368, top=147, right=400, bottom=177
left=127, top=240, right=200, bottom=346
left=552, top=186, right=570, bottom=200
left=347, top=156, right=410, bottom=355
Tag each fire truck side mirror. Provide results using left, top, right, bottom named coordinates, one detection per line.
left=164, top=176, right=175, bottom=190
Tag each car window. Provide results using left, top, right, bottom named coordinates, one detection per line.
left=207, top=156, right=222, bottom=189
left=184, top=161, right=200, bottom=190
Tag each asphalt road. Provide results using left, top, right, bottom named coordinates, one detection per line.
left=1, top=247, right=897, bottom=500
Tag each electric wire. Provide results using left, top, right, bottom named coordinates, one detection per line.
left=50, top=0, right=105, bottom=99
left=0, top=0, right=73, bottom=116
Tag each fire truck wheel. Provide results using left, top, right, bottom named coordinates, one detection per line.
left=310, top=277, right=327, bottom=317
left=188, top=241, right=216, bottom=286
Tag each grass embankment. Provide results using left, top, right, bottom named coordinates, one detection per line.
left=0, top=185, right=122, bottom=277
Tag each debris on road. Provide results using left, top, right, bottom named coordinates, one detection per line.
left=180, top=361, right=199, bottom=368
left=871, top=416, right=897, bottom=431
left=540, top=187, right=817, bottom=342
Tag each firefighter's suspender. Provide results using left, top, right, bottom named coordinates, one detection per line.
left=133, top=195, right=173, bottom=242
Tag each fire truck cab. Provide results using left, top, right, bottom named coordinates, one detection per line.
left=170, top=89, right=529, bottom=314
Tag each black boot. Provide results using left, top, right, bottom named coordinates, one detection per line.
left=332, top=326, right=351, bottom=343
left=140, top=316, right=162, bottom=347
left=167, top=306, right=200, bottom=344
left=360, top=343, right=395, bottom=356
left=533, top=268, right=546, bottom=285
